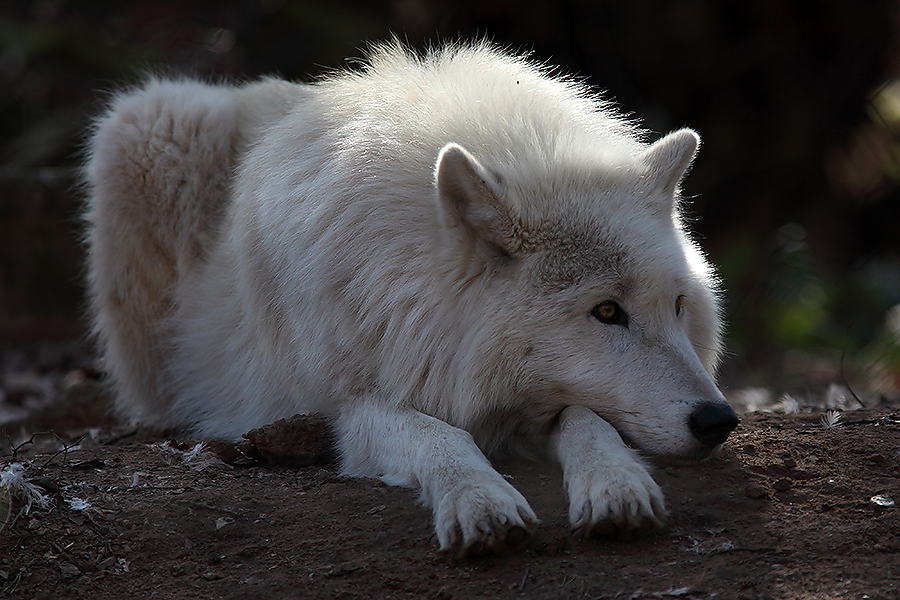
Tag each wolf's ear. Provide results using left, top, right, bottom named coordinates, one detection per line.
left=435, top=143, right=517, bottom=265
left=641, top=128, right=700, bottom=198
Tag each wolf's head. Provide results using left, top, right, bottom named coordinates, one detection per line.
left=434, top=129, right=737, bottom=461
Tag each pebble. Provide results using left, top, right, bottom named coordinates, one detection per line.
left=58, top=562, right=81, bottom=578
left=773, top=478, right=792, bottom=492
left=745, top=483, right=766, bottom=499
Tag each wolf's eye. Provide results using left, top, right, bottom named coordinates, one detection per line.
left=591, top=301, right=628, bottom=326
left=675, top=294, right=686, bottom=317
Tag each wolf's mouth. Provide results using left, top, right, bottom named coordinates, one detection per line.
left=650, top=445, right=720, bottom=466
left=606, top=421, right=720, bottom=466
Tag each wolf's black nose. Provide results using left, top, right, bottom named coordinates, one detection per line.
left=689, top=403, right=739, bottom=447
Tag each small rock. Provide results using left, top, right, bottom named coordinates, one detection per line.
left=867, top=454, right=886, bottom=465
left=59, top=562, right=81, bottom=578
left=202, top=570, right=225, bottom=581
left=745, top=483, right=767, bottom=499
left=434, top=588, right=454, bottom=600
left=241, top=414, right=336, bottom=467
left=773, top=478, right=792, bottom=492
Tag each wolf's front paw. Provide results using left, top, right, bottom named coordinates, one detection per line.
left=434, top=475, right=537, bottom=556
left=565, top=460, right=666, bottom=540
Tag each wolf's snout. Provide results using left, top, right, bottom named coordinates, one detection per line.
left=688, top=403, right=739, bottom=447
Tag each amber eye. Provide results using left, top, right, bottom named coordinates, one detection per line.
left=591, top=300, right=628, bottom=326
left=675, top=294, right=686, bottom=317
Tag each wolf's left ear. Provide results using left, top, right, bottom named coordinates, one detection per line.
left=435, top=143, right=518, bottom=264
left=641, top=128, right=700, bottom=197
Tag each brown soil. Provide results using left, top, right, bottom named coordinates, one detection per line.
left=2, top=376, right=899, bottom=599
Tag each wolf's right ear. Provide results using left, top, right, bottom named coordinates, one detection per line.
left=435, top=143, right=518, bottom=265
left=641, top=128, right=700, bottom=198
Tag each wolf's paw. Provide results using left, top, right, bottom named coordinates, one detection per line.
left=565, top=460, right=666, bottom=540
left=434, top=476, right=537, bottom=557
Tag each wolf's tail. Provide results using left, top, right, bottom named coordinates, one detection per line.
left=84, top=79, right=241, bottom=427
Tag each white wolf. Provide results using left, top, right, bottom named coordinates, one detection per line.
left=84, top=42, right=738, bottom=554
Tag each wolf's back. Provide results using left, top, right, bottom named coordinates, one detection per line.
left=84, top=76, right=303, bottom=426
left=84, top=79, right=239, bottom=425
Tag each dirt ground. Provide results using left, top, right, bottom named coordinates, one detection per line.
left=1, top=342, right=899, bottom=600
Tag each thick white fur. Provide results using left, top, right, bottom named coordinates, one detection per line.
left=85, top=42, right=732, bottom=553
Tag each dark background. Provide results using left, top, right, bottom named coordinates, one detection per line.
left=2, top=0, right=900, bottom=395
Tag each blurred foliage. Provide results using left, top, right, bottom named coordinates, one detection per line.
left=2, top=0, right=900, bottom=393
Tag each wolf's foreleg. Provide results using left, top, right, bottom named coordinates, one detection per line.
left=336, top=401, right=537, bottom=555
left=552, top=405, right=667, bottom=539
